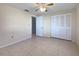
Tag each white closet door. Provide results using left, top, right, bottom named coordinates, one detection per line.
left=59, top=14, right=66, bottom=39
left=36, top=16, right=43, bottom=36
left=51, top=15, right=60, bottom=38
left=51, top=13, right=71, bottom=40
left=65, top=13, right=71, bottom=40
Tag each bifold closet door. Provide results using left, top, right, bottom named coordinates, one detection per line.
left=36, top=16, right=43, bottom=36
left=51, top=15, right=60, bottom=38
left=51, top=13, right=71, bottom=40
left=64, top=14, right=71, bottom=40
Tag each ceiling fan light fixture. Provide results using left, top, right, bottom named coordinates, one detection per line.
left=40, top=7, right=46, bottom=12
left=35, top=3, right=54, bottom=12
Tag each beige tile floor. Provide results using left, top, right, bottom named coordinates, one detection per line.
left=0, top=36, right=79, bottom=56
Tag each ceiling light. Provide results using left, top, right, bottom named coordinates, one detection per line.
left=40, top=7, right=46, bottom=12
left=34, top=3, right=54, bottom=12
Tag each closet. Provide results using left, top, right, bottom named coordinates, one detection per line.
left=51, top=13, right=72, bottom=40
left=36, top=13, right=72, bottom=40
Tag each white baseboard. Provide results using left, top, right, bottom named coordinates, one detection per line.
left=0, top=36, right=32, bottom=48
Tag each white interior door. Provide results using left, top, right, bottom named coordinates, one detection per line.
left=51, top=15, right=60, bottom=38
left=64, top=14, right=71, bottom=40
left=51, top=13, right=71, bottom=40
left=36, top=16, right=43, bottom=36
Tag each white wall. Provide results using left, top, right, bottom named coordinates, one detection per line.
left=0, top=5, right=32, bottom=47
left=76, top=5, right=79, bottom=46
left=41, top=9, right=77, bottom=42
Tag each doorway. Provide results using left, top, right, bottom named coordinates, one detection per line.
left=32, top=16, right=36, bottom=36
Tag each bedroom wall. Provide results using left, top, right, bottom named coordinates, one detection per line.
left=0, top=5, right=32, bottom=47
left=76, top=5, right=79, bottom=46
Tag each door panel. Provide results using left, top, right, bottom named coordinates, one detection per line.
left=36, top=16, right=43, bottom=36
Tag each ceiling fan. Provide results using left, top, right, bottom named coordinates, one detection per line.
left=24, top=3, right=54, bottom=12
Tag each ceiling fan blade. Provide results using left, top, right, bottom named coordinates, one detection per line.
left=45, top=9, right=48, bottom=12
left=35, top=9, right=39, bottom=11
left=47, top=3, right=54, bottom=6
left=24, top=9, right=29, bottom=12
